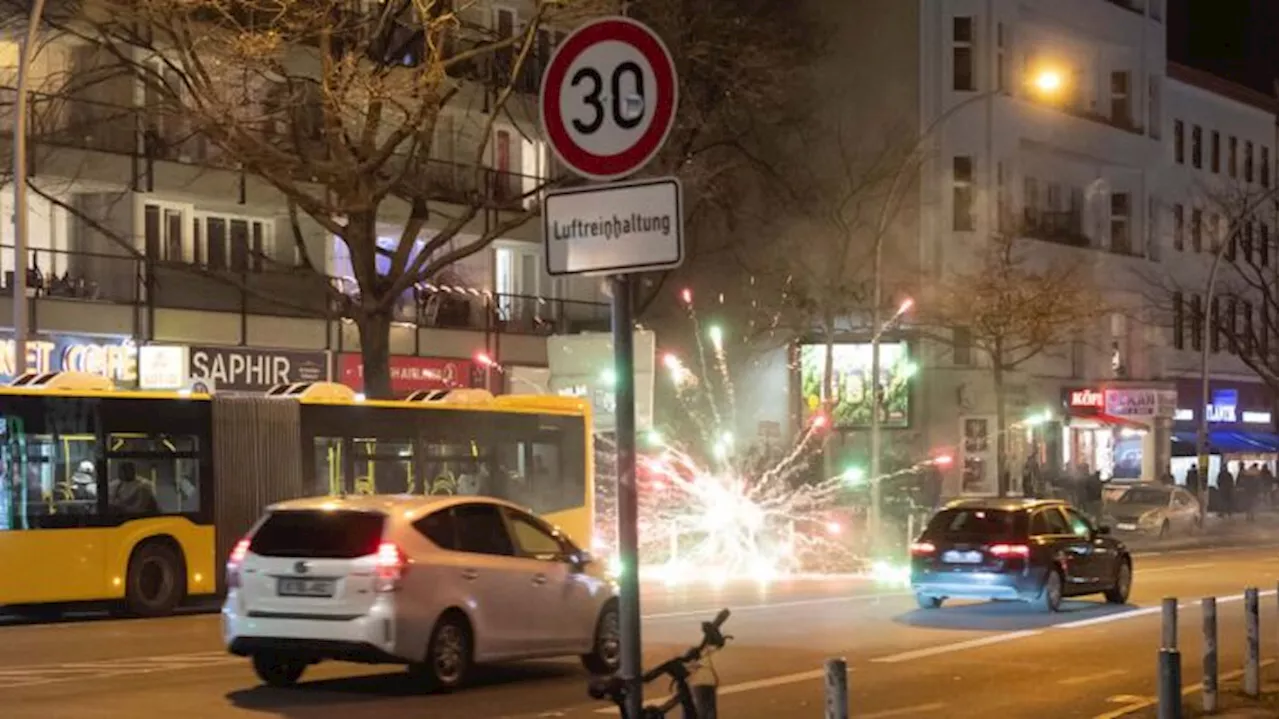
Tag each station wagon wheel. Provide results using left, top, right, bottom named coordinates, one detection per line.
left=1104, top=560, right=1132, bottom=605
left=251, top=654, right=307, bottom=687
left=581, top=602, right=621, bottom=674
left=1038, top=569, right=1063, bottom=612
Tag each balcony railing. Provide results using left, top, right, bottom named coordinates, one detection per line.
left=0, top=87, right=544, bottom=212
left=0, top=245, right=609, bottom=336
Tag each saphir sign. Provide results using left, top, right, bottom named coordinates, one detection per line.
left=189, top=346, right=327, bottom=393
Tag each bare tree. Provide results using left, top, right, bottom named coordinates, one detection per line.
left=925, top=232, right=1107, bottom=495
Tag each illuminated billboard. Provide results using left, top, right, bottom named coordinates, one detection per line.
left=799, top=342, right=912, bottom=429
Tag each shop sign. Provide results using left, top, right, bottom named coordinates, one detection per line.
left=0, top=333, right=137, bottom=383
left=1206, top=389, right=1238, bottom=423
left=1069, top=388, right=1104, bottom=409
left=1243, top=411, right=1273, bottom=424
left=138, top=345, right=189, bottom=390
left=337, top=354, right=473, bottom=395
left=190, top=346, right=327, bottom=392
left=1105, top=388, right=1176, bottom=418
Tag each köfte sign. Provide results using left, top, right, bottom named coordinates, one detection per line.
left=337, top=354, right=474, bottom=395
left=190, top=346, right=327, bottom=392
left=0, top=333, right=137, bottom=383
left=1069, top=389, right=1104, bottom=409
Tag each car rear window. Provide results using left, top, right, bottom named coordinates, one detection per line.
left=249, top=510, right=386, bottom=558
left=925, top=508, right=1025, bottom=540
left=1118, top=488, right=1169, bottom=505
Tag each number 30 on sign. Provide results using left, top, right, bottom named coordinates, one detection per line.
left=539, top=17, right=679, bottom=181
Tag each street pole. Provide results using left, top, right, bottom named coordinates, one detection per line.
left=12, top=0, right=49, bottom=374
left=610, top=274, right=642, bottom=719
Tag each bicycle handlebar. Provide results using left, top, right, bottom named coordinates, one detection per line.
left=587, top=608, right=733, bottom=710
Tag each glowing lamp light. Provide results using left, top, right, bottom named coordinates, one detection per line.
left=842, top=466, right=867, bottom=485
left=825, top=520, right=842, bottom=536
left=1033, top=69, right=1064, bottom=94
left=600, top=368, right=618, bottom=386
left=679, top=288, right=693, bottom=305
left=645, top=429, right=664, bottom=446
left=902, top=362, right=919, bottom=379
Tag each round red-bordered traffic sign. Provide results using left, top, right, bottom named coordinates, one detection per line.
left=539, top=17, right=679, bottom=182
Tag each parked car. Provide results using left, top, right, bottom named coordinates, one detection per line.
left=1102, top=483, right=1201, bottom=539
left=909, top=498, right=1132, bottom=612
left=222, top=495, right=619, bottom=690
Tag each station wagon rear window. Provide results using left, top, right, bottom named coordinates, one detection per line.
left=249, top=510, right=385, bottom=558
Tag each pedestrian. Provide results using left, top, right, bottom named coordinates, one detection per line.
left=1185, top=464, right=1201, bottom=498
left=1216, top=464, right=1236, bottom=518
left=1237, top=463, right=1257, bottom=522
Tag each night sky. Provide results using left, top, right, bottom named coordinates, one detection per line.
left=1168, top=0, right=1278, bottom=97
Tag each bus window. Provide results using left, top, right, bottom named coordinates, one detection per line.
left=312, top=437, right=344, bottom=496
left=1, top=424, right=99, bottom=528
left=105, top=433, right=200, bottom=516
left=352, top=438, right=414, bottom=495
left=420, top=440, right=488, bottom=497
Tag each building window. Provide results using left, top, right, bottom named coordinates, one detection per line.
left=1244, top=141, right=1254, bottom=182
left=1023, top=176, right=1039, bottom=227
left=952, top=156, right=975, bottom=231
left=1227, top=297, right=1240, bottom=354
left=1147, top=76, right=1161, bottom=138
left=1190, top=294, right=1203, bottom=351
left=1172, top=291, right=1184, bottom=349
left=1242, top=220, right=1255, bottom=263
left=1110, top=193, right=1131, bottom=254
left=1173, top=120, right=1184, bottom=164
left=1263, top=147, right=1271, bottom=188
left=1261, top=223, right=1271, bottom=267
left=1191, top=125, right=1202, bottom=168
left=1210, top=297, right=1221, bottom=353
left=1211, top=131, right=1220, bottom=173
left=1229, top=136, right=1238, bottom=177
left=953, top=326, right=973, bottom=365
left=192, top=213, right=278, bottom=272
left=1208, top=213, right=1221, bottom=254
left=1110, top=71, right=1130, bottom=126
left=996, top=23, right=1008, bottom=92
left=1173, top=203, right=1185, bottom=251
left=1147, top=197, right=1159, bottom=260
left=1191, top=208, right=1203, bottom=252
left=952, top=17, right=975, bottom=92
left=1242, top=301, right=1254, bottom=353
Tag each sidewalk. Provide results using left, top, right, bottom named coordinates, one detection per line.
left=1117, top=664, right=1278, bottom=718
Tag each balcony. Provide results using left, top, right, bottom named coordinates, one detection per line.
left=0, top=245, right=610, bottom=338
left=5, top=88, right=541, bottom=213
left=1022, top=209, right=1090, bottom=248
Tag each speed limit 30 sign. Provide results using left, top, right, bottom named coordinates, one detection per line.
left=539, top=17, right=678, bottom=181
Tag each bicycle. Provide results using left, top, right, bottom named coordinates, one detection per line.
left=588, top=608, right=732, bottom=719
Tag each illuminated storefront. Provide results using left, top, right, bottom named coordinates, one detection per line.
left=1170, top=379, right=1278, bottom=481
left=1060, top=385, right=1176, bottom=482
left=0, top=332, right=138, bottom=385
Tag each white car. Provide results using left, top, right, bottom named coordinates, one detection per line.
left=222, top=495, right=619, bottom=690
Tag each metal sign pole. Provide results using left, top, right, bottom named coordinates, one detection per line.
left=611, top=273, right=642, bottom=717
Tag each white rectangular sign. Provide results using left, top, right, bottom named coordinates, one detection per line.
left=543, top=177, right=683, bottom=276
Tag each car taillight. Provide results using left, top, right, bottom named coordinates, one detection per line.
left=989, top=543, right=1030, bottom=558
left=909, top=541, right=936, bottom=555
left=375, top=541, right=408, bottom=592
left=226, top=537, right=251, bottom=589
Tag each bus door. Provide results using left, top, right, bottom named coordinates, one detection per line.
left=0, top=414, right=107, bottom=604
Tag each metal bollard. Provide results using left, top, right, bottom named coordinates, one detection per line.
left=1161, top=597, right=1179, bottom=649
left=1158, top=648, right=1183, bottom=719
left=1202, top=597, right=1218, bottom=713
left=824, top=658, right=849, bottom=719
left=1244, top=587, right=1260, bottom=698
left=692, top=684, right=718, bottom=719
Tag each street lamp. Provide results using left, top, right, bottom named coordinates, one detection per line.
left=865, top=67, right=1069, bottom=546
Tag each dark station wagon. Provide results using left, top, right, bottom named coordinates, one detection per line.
left=909, top=498, right=1133, bottom=612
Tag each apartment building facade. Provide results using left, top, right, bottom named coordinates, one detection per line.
left=0, top=2, right=609, bottom=391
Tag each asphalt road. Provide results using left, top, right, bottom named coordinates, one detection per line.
left=0, top=544, right=1275, bottom=719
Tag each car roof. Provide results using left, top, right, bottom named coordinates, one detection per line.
left=265, top=494, right=528, bottom=521
left=941, top=497, right=1069, bottom=512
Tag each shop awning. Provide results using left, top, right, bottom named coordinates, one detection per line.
left=1172, top=430, right=1279, bottom=455
left=1094, top=413, right=1149, bottom=429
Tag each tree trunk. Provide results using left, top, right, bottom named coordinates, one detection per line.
left=356, top=309, right=394, bottom=399
left=992, top=342, right=1007, bottom=498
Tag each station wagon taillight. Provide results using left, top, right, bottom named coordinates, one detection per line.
left=226, top=537, right=251, bottom=588
left=909, top=541, right=936, bottom=555
left=374, top=541, right=408, bottom=592
left=988, top=543, right=1030, bottom=558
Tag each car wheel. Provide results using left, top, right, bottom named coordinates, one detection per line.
left=413, top=612, right=473, bottom=692
left=1158, top=520, right=1170, bottom=539
left=581, top=602, right=621, bottom=674
left=1104, top=560, right=1132, bottom=604
left=1037, top=569, right=1063, bottom=612
left=251, top=654, right=307, bottom=687
left=915, top=594, right=944, bottom=609
left=124, top=541, right=186, bottom=617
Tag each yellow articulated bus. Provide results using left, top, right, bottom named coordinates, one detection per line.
left=0, top=372, right=593, bottom=616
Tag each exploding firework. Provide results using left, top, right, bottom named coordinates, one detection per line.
left=593, top=289, right=863, bottom=584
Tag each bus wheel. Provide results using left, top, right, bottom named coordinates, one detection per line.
left=125, top=541, right=186, bottom=617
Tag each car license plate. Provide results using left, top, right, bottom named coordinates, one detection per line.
left=943, top=550, right=983, bottom=564
left=277, top=577, right=335, bottom=597
left=1117, top=523, right=1137, bottom=531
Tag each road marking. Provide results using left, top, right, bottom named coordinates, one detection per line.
left=1090, top=659, right=1277, bottom=719
left=1052, top=606, right=1164, bottom=630
left=860, top=702, right=947, bottom=718
left=870, top=630, right=1043, bottom=664
left=1130, top=542, right=1278, bottom=558
left=0, top=651, right=242, bottom=690
left=1135, top=562, right=1214, bottom=574
left=1058, top=668, right=1128, bottom=686
left=642, top=592, right=912, bottom=620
